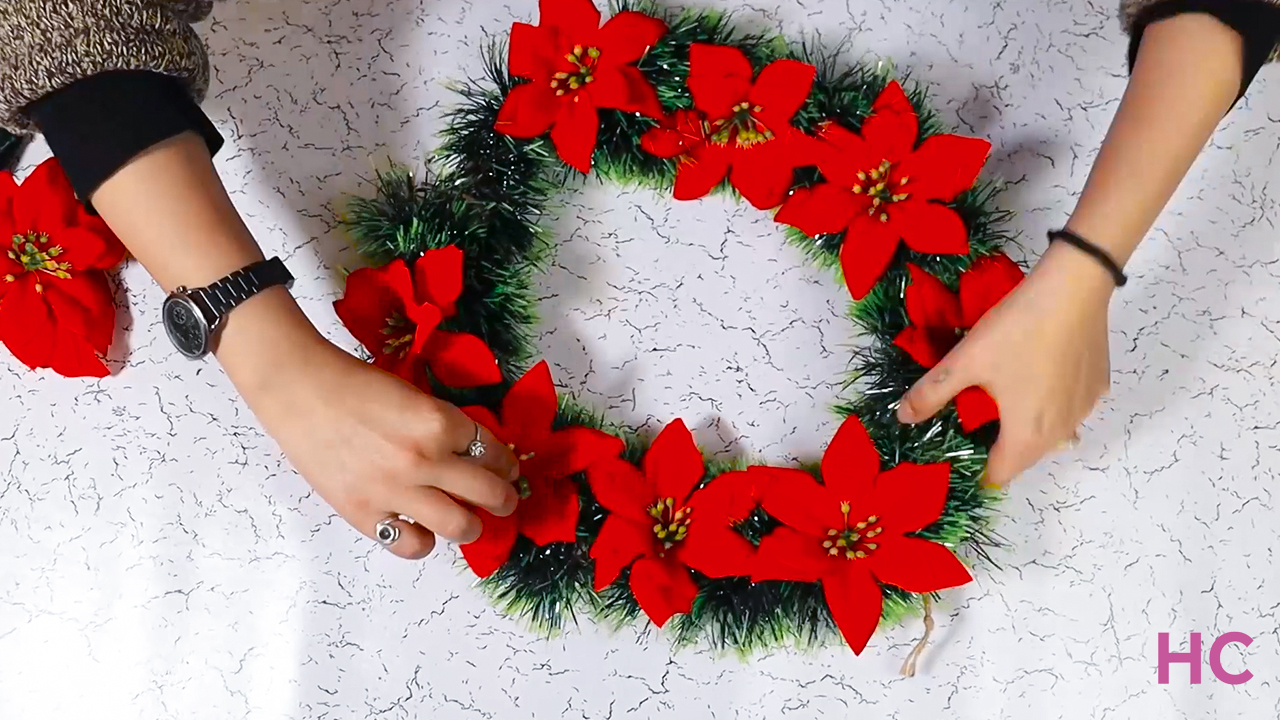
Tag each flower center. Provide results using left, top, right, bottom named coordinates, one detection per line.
left=504, top=443, right=538, bottom=498
left=648, top=497, right=692, bottom=550
left=708, top=102, right=774, bottom=148
left=550, top=45, right=600, bottom=96
left=379, top=311, right=416, bottom=358
left=850, top=160, right=911, bottom=223
left=823, top=502, right=885, bottom=560
left=5, top=232, right=73, bottom=292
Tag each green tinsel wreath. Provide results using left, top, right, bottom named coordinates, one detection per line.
left=341, top=0, right=1013, bottom=655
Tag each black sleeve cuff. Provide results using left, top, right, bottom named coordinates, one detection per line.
left=1127, top=0, right=1280, bottom=101
left=25, top=70, right=223, bottom=203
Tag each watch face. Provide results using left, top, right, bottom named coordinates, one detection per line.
left=163, top=294, right=210, bottom=358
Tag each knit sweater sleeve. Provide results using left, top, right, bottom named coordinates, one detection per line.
left=1119, top=0, right=1280, bottom=98
left=0, top=0, right=213, bottom=134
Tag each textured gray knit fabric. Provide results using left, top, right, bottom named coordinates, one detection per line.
left=0, top=0, right=212, bottom=133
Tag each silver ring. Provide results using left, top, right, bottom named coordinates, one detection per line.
left=375, top=517, right=401, bottom=547
left=462, top=422, right=486, bottom=459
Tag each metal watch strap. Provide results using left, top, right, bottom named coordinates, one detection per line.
left=191, top=258, right=293, bottom=322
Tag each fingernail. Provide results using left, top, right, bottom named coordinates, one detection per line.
left=979, top=469, right=1001, bottom=490
left=507, top=465, right=521, bottom=483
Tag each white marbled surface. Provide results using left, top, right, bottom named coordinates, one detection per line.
left=4, top=0, right=1280, bottom=717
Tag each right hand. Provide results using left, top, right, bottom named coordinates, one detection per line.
left=896, top=241, right=1115, bottom=486
left=220, top=292, right=520, bottom=559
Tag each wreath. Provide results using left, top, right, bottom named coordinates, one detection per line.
left=335, top=0, right=1023, bottom=662
left=0, top=0, right=1021, bottom=663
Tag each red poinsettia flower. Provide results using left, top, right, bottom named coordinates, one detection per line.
left=495, top=0, right=667, bottom=173
left=752, top=415, right=972, bottom=655
left=0, top=159, right=125, bottom=378
left=641, top=44, right=815, bottom=210
left=460, top=361, right=624, bottom=578
left=892, top=254, right=1024, bottom=432
left=333, top=246, right=501, bottom=389
left=588, top=418, right=759, bottom=627
left=775, top=81, right=992, bottom=299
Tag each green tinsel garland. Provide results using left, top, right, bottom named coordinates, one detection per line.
left=342, top=0, right=1014, bottom=654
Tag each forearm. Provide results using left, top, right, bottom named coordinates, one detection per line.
left=1065, top=13, right=1244, bottom=267
left=88, top=131, right=326, bottom=397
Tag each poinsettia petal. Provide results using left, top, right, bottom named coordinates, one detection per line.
left=752, top=525, right=830, bottom=582
left=758, top=467, right=841, bottom=537
left=893, top=200, right=969, bottom=255
left=683, top=469, right=758, bottom=522
left=423, top=331, right=502, bottom=388
left=14, top=159, right=78, bottom=234
left=729, top=144, right=796, bottom=210
left=641, top=119, right=687, bottom=158
left=839, top=215, right=900, bottom=300
left=955, top=386, right=1000, bottom=432
left=333, top=261, right=413, bottom=356
left=585, top=64, right=631, bottom=111
left=48, top=329, right=110, bottom=378
left=958, top=253, right=1024, bottom=329
left=527, top=426, right=623, bottom=480
left=904, top=264, right=963, bottom=331
left=460, top=405, right=511, bottom=446
left=749, top=59, right=815, bottom=131
left=48, top=226, right=113, bottom=271
left=678, top=471, right=759, bottom=576
left=44, top=274, right=115, bottom=354
left=0, top=286, right=55, bottom=371
left=677, top=525, right=756, bottom=579
left=823, top=565, right=884, bottom=655
left=869, top=461, right=951, bottom=535
left=673, top=145, right=732, bottom=201
left=538, top=0, right=601, bottom=37
left=775, top=183, right=863, bottom=237
left=896, top=134, right=992, bottom=202
left=414, top=245, right=464, bottom=314
left=587, top=456, right=657, bottom=522
left=460, top=510, right=519, bottom=579
left=509, top=22, right=559, bottom=79
left=495, top=82, right=562, bottom=139
left=595, top=11, right=666, bottom=65
left=820, top=415, right=880, bottom=504
left=79, top=219, right=126, bottom=270
left=372, top=349, right=421, bottom=384
left=892, top=325, right=948, bottom=369
left=590, top=514, right=652, bottom=590
left=408, top=303, right=444, bottom=357
left=687, top=43, right=754, bottom=120
left=643, top=419, right=704, bottom=502
left=502, top=361, right=558, bottom=448
left=517, top=475, right=580, bottom=545
left=616, top=65, right=663, bottom=118
left=588, top=65, right=662, bottom=118
left=817, top=124, right=877, bottom=188
left=550, top=97, right=599, bottom=173
left=861, top=81, right=918, bottom=162
left=866, top=536, right=973, bottom=593
left=629, top=556, right=698, bottom=628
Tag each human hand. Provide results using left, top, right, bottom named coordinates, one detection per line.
left=218, top=290, right=520, bottom=559
left=896, top=242, right=1114, bottom=486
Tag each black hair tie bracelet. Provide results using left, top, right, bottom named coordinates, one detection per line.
left=1047, top=228, right=1128, bottom=288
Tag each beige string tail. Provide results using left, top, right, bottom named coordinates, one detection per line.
left=899, top=595, right=935, bottom=678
